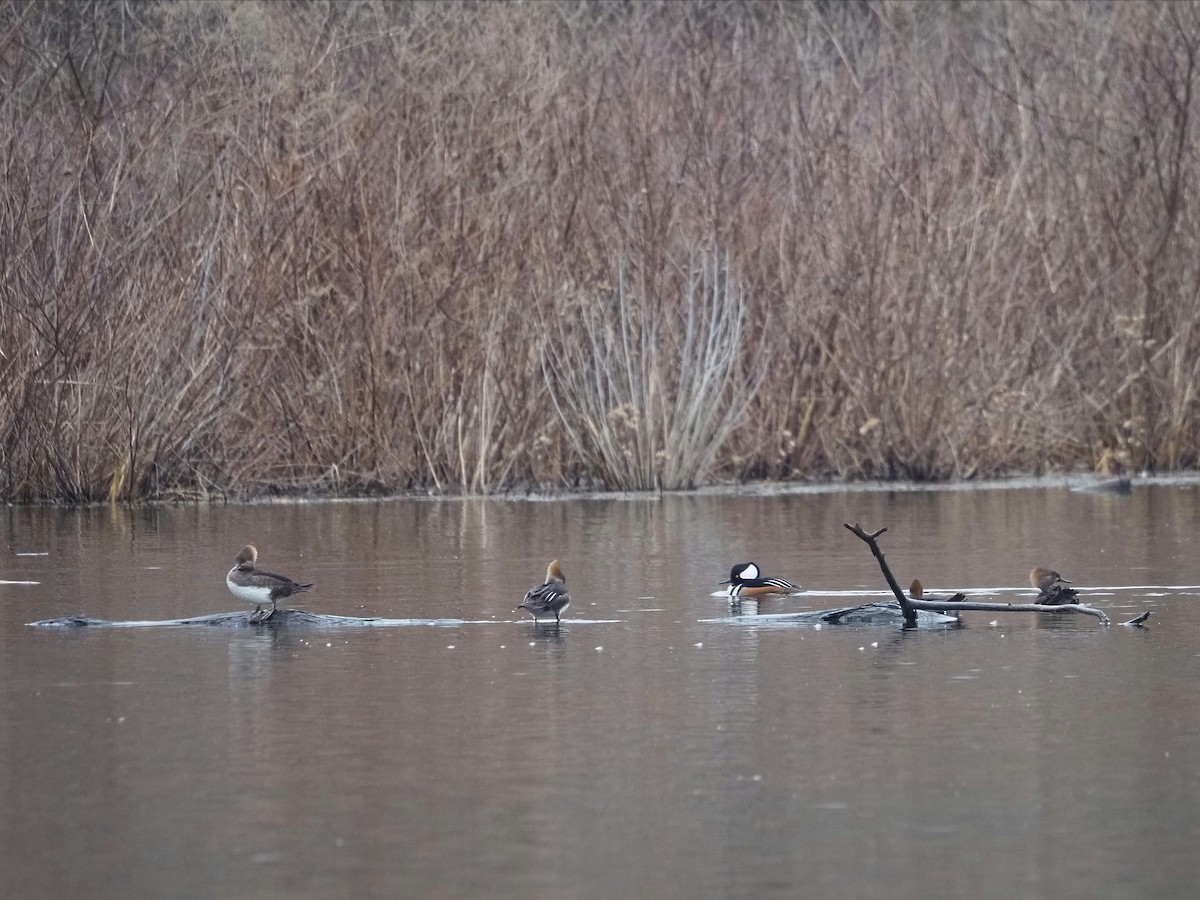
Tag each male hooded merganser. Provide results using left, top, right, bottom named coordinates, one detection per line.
left=1029, top=567, right=1079, bottom=605
left=720, top=562, right=799, bottom=598
left=518, top=560, right=571, bottom=623
left=908, top=579, right=966, bottom=603
left=226, top=544, right=313, bottom=623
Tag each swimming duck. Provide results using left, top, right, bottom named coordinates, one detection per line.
left=720, top=562, right=799, bottom=598
left=908, top=579, right=967, bottom=603
left=518, top=560, right=571, bottom=624
left=225, top=544, right=313, bottom=623
left=1029, top=567, right=1079, bottom=605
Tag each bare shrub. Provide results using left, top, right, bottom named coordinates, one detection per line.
left=2, top=1, right=1200, bottom=501
left=540, top=248, right=765, bottom=490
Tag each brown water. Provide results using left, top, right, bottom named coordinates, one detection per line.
left=2, top=482, right=1199, bottom=899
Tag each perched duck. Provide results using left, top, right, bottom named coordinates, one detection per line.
left=1029, top=567, right=1079, bottom=605
left=518, top=560, right=571, bottom=624
left=720, top=562, right=799, bottom=598
left=908, top=579, right=967, bottom=603
left=225, top=544, right=313, bottom=623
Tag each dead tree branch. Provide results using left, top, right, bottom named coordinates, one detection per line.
left=843, top=522, right=1113, bottom=627
left=843, top=522, right=917, bottom=626
left=904, top=596, right=1110, bottom=626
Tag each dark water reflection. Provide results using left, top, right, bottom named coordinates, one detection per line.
left=2, top=482, right=1200, bottom=899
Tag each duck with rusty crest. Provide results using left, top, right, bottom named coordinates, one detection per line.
left=518, top=560, right=571, bottom=624
left=226, top=544, right=314, bottom=623
left=908, top=579, right=967, bottom=604
left=1029, top=567, right=1079, bottom=605
left=720, top=562, right=800, bottom=598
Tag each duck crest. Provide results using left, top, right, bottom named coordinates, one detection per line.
left=518, top=559, right=571, bottom=624
left=721, top=560, right=799, bottom=598
left=235, top=545, right=257, bottom=569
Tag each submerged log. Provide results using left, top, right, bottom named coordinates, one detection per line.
left=711, top=603, right=961, bottom=627
left=903, top=596, right=1110, bottom=626
left=843, top=522, right=1123, bottom=628
left=28, top=609, right=470, bottom=628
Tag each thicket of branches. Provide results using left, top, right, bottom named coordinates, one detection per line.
left=2, top=0, right=1199, bottom=502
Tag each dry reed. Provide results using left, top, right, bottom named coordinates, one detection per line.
left=2, top=0, right=1199, bottom=502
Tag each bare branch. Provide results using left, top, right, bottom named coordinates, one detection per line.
left=904, top=597, right=1110, bottom=627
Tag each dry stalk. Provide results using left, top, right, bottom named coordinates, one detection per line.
left=1, top=2, right=1199, bottom=500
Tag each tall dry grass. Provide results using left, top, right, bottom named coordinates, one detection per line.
left=2, top=0, right=1199, bottom=502
left=539, top=248, right=766, bottom=490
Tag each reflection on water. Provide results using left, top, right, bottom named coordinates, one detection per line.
left=2, top=483, right=1200, bottom=899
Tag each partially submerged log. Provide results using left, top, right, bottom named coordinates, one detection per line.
left=843, top=522, right=1125, bottom=628
left=28, top=609, right=472, bottom=628
left=903, top=595, right=1110, bottom=626
left=708, top=603, right=961, bottom=627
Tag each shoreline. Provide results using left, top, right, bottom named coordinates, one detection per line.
left=5, top=471, right=1193, bottom=509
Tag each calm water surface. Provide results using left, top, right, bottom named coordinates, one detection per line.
left=2, top=483, right=1200, bottom=899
